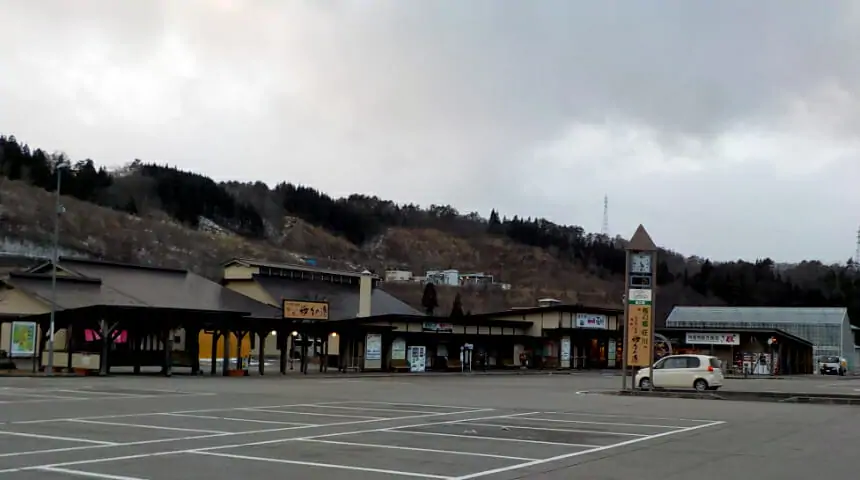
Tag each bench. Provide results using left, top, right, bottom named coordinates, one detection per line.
left=391, top=359, right=410, bottom=372
left=447, top=359, right=463, bottom=371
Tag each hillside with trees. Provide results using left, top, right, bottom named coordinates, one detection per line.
left=1, top=134, right=859, bottom=325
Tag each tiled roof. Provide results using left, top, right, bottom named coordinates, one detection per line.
left=255, top=275, right=423, bottom=321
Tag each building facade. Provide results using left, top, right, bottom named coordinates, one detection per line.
left=666, top=306, right=853, bottom=369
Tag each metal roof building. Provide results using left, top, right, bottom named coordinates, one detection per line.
left=666, top=306, right=854, bottom=367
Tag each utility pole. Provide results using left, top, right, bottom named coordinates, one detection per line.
left=46, top=157, right=68, bottom=376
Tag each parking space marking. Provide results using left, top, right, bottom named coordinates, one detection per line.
left=161, top=413, right=315, bottom=426
left=69, top=419, right=230, bottom=434
left=382, top=429, right=600, bottom=448
left=0, top=429, right=118, bottom=445
left=35, top=465, right=147, bottom=480
left=304, top=404, right=442, bottom=414
left=341, top=401, right=479, bottom=410
left=242, top=408, right=386, bottom=419
left=193, top=450, right=450, bottom=479
left=450, top=420, right=726, bottom=480
left=539, top=411, right=715, bottom=423
left=301, top=438, right=538, bottom=461
left=0, top=404, right=496, bottom=465
left=0, top=391, right=83, bottom=400
left=464, top=422, right=648, bottom=437
left=511, top=416, right=687, bottom=429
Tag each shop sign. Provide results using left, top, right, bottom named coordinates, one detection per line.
left=575, top=313, right=607, bottom=329
left=685, top=332, right=740, bottom=346
left=422, top=322, right=454, bottom=333
left=282, top=300, right=329, bottom=320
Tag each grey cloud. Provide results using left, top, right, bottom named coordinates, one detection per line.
left=1, top=1, right=859, bottom=262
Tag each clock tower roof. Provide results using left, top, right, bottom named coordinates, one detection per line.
left=627, top=224, right=657, bottom=251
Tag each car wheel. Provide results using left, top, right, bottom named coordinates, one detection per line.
left=693, top=379, right=708, bottom=392
left=638, top=377, right=651, bottom=390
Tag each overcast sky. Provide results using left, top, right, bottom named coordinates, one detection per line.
left=2, top=1, right=859, bottom=263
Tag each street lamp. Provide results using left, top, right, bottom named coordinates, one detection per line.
left=46, top=156, right=70, bottom=376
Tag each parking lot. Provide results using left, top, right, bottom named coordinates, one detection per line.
left=0, top=374, right=855, bottom=479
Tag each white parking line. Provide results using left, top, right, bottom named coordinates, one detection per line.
left=0, top=409, right=500, bottom=474
left=301, top=438, right=537, bottom=461
left=68, top=419, right=229, bottom=434
left=382, top=429, right=599, bottom=448
left=539, top=411, right=715, bottom=423
left=243, top=408, right=385, bottom=419
left=35, top=466, right=146, bottom=480
left=303, top=405, right=438, bottom=414
left=0, top=430, right=118, bottom=445
left=463, top=422, right=648, bottom=437
left=450, top=420, right=726, bottom=480
left=512, top=416, right=687, bottom=429
left=194, top=450, right=449, bottom=479
left=161, top=413, right=315, bottom=426
left=331, top=401, right=478, bottom=410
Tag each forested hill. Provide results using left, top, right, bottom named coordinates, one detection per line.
left=1, top=134, right=859, bottom=324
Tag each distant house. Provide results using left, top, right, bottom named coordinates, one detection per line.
left=459, top=272, right=494, bottom=286
left=384, top=270, right=413, bottom=282
left=425, top=269, right=460, bottom=286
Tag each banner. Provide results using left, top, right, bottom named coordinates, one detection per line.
left=560, top=337, right=571, bottom=361
left=10, top=322, right=36, bottom=357
left=365, top=333, right=382, bottom=360
left=575, top=313, right=607, bottom=329
left=422, top=322, right=453, bottom=333
left=685, top=332, right=740, bottom=346
left=626, top=304, right=652, bottom=367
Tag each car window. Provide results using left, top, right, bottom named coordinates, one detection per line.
left=708, top=357, right=721, bottom=369
left=685, top=357, right=702, bottom=368
left=663, top=357, right=687, bottom=369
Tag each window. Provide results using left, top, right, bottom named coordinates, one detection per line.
left=684, top=356, right=702, bottom=368
left=708, top=357, right=721, bottom=369
left=663, top=357, right=688, bottom=369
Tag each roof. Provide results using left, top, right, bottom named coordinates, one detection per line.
left=254, top=275, right=423, bottom=320
left=666, top=307, right=848, bottom=327
left=472, top=304, right=624, bottom=319
left=321, top=314, right=533, bottom=330
left=226, top=258, right=379, bottom=280
left=20, top=258, right=279, bottom=318
left=627, top=224, right=657, bottom=251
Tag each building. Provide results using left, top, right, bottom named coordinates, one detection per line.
left=384, top=270, right=413, bottom=282
left=665, top=306, right=851, bottom=372
left=221, top=258, right=423, bottom=369
left=458, top=273, right=494, bottom=286
left=425, top=269, right=460, bottom=286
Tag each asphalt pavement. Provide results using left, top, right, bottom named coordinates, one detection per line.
left=0, top=373, right=856, bottom=479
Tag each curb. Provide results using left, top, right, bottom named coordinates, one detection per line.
left=611, top=389, right=860, bottom=405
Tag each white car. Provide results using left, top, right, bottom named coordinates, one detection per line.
left=635, top=354, right=724, bottom=392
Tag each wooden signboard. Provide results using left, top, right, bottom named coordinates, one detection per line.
left=626, top=304, right=652, bottom=367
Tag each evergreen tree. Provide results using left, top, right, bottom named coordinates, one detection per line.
left=450, top=292, right=464, bottom=318
left=421, top=282, right=439, bottom=315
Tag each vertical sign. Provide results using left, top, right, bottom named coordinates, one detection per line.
left=623, top=225, right=658, bottom=387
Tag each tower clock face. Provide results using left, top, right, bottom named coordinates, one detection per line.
left=630, top=253, right=652, bottom=274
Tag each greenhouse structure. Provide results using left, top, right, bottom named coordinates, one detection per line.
left=665, top=306, right=855, bottom=370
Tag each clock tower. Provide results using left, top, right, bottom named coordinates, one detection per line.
left=623, top=225, right=658, bottom=390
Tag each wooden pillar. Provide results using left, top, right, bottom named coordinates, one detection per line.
left=258, top=331, right=267, bottom=376
left=65, top=325, right=74, bottom=372
left=188, top=325, right=200, bottom=375
left=163, top=329, right=173, bottom=377
left=98, top=319, right=117, bottom=376
left=235, top=331, right=245, bottom=372
left=210, top=331, right=219, bottom=376
left=35, top=322, right=47, bottom=373
left=279, top=330, right=287, bottom=374
left=222, top=330, right=231, bottom=376
left=132, top=329, right=141, bottom=375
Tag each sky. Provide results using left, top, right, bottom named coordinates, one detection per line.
left=1, top=0, right=859, bottom=263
